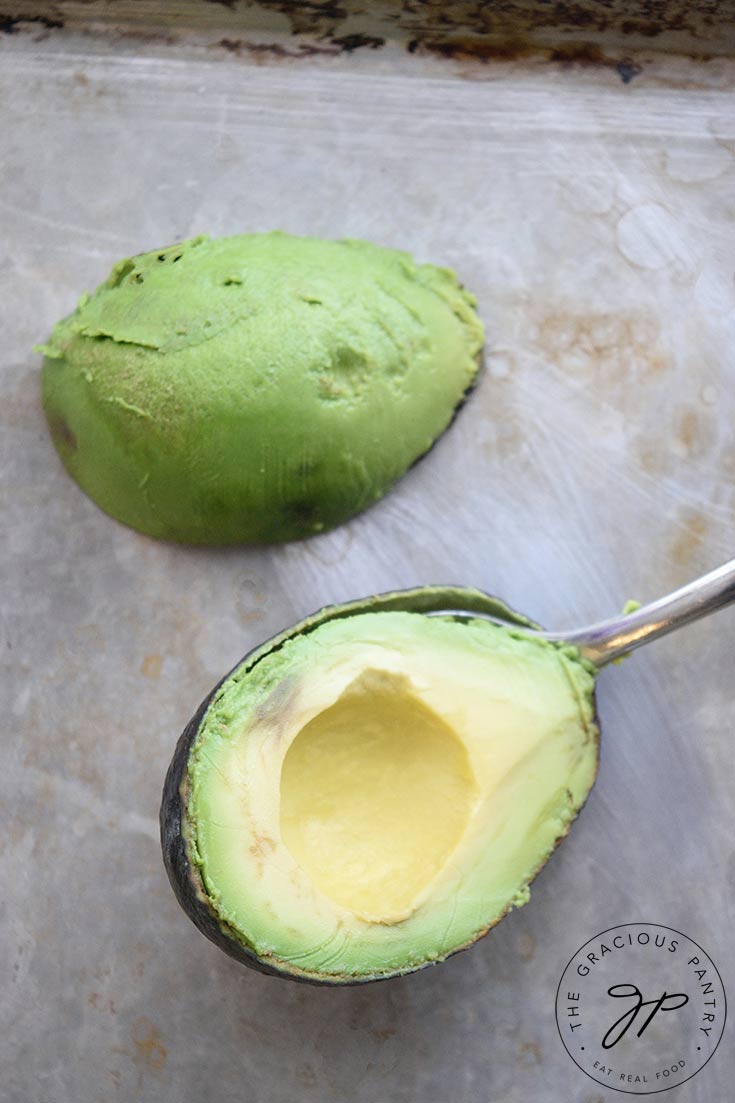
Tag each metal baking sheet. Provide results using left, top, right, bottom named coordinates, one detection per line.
left=2, top=13, right=734, bottom=1103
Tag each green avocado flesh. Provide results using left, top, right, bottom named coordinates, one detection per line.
left=40, top=232, right=484, bottom=544
left=184, top=611, right=598, bottom=982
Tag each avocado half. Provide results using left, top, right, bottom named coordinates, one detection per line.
left=161, top=587, right=599, bottom=984
left=40, top=232, right=484, bottom=544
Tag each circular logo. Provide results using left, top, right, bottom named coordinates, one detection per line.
left=555, top=923, right=726, bottom=1094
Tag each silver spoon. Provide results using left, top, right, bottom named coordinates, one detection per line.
left=429, top=558, right=735, bottom=667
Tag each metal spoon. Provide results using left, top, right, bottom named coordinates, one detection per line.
left=429, top=558, right=735, bottom=667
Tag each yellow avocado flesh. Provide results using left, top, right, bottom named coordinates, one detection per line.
left=280, top=669, right=478, bottom=922
left=186, top=612, right=598, bottom=981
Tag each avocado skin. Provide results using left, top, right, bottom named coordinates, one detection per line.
left=161, top=678, right=290, bottom=980
left=160, top=585, right=600, bottom=985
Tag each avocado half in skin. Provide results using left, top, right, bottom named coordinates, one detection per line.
left=39, top=232, right=484, bottom=544
left=161, top=587, right=599, bottom=984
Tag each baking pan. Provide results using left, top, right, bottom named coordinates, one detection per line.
left=1, top=4, right=734, bottom=1100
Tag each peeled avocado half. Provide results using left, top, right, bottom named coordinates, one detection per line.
left=40, top=232, right=483, bottom=544
left=161, top=587, right=599, bottom=984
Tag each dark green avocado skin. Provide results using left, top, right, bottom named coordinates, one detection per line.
left=160, top=585, right=600, bottom=985
left=161, top=678, right=290, bottom=980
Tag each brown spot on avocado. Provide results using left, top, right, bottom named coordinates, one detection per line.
left=282, top=499, right=323, bottom=531
left=47, top=413, right=77, bottom=453
left=256, top=675, right=298, bottom=727
left=250, top=834, right=276, bottom=862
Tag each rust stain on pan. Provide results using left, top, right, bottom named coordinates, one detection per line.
left=262, top=0, right=730, bottom=43
left=0, top=14, right=64, bottom=34
left=671, top=510, right=709, bottom=568
left=215, top=36, right=341, bottom=58
left=410, top=35, right=646, bottom=80
left=3, top=1, right=734, bottom=61
left=130, top=1017, right=168, bottom=1073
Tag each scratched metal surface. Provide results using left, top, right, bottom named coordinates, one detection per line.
left=1, top=25, right=734, bottom=1103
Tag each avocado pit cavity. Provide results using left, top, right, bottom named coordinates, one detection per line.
left=279, top=669, right=477, bottom=924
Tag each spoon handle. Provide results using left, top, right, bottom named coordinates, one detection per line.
left=548, top=558, right=735, bottom=667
